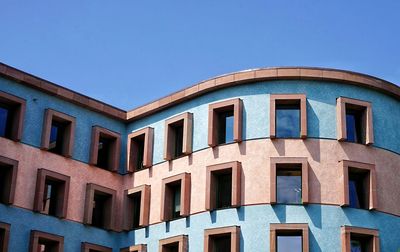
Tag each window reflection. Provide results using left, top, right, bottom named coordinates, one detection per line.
left=277, top=235, right=302, bottom=252
left=277, top=169, right=302, bottom=204
left=276, top=104, right=300, bottom=138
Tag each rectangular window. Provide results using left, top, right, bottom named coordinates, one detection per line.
left=159, top=235, right=188, bottom=252
left=270, top=94, right=307, bottom=139
left=41, top=109, right=76, bottom=157
left=84, top=183, right=116, bottom=230
left=89, top=126, right=121, bottom=172
left=0, top=91, right=26, bottom=141
left=270, top=157, right=308, bottom=205
left=123, top=185, right=150, bottom=230
left=164, top=112, right=193, bottom=161
left=204, top=226, right=240, bottom=252
left=161, top=173, right=191, bottom=221
left=337, top=97, right=373, bottom=145
left=81, top=242, right=112, bottom=252
left=29, top=230, right=64, bottom=252
left=120, top=244, right=147, bottom=252
left=0, top=222, right=10, bottom=252
left=127, top=127, right=154, bottom=173
left=206, top=161, right=241, bottom=211
left=276, top=165, right=302, bottom=204
left=341, top=226, right=379, bottom=252
left=0, top=156, right=18, bottom=205
left=208, top=98, right=243, bottom=147
left=270, top=224, right=309, bottom=252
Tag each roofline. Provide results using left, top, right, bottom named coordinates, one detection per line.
left=0, top=63, right=399, bottom=122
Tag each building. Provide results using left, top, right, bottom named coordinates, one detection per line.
left=0, top=63, right=399, bottom=251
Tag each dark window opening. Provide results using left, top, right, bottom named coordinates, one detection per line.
left=127, top=192, right=142, bottom=229
left=216, top=172, right=232, bottom=209
left=170, top=121, right=184, bottom=159
left=276, top=102, right=300, bottom=138
left=0, top=163, right=14, bottom=205
left=162, top=242, right=179, bottom=252
left=171, top=183, right=181, bottom=219
left=346, top=108, right=365, bottom=144
left=277, top=165, right=302, bottom=204
left=92, top=192, right=112, bottom=229
left=211, top=234, right=231, bottom=252
left=217, top=110, right=234, bottom=144
left=0, top=228, right=5, bottom=250
left=349, top=169, right=369, bottom=209
left=38, top=238, right=60, bottom=252
left=97, top=136, right=113, bottom=170
left=131, top=135, right=145, bottom=171
left=42, top=180, right=61, bottom=216
left=0, top=104, right=13, bottom=139
left=350, top=233, right=373, bottom=252
left=48, top=121, right=67, bottom=155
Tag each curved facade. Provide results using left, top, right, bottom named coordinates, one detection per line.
left=0, top=63, right=399, bottom=251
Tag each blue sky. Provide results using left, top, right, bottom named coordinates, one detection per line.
left=1, top=1, right=399, bottom=110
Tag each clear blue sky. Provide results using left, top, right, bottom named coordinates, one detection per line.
left=1, top=1, right=399, bottom=110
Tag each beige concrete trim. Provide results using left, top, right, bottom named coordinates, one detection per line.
left=164, top=112, right=193, bottom=161
left=270, top=223, right=309, bottom=252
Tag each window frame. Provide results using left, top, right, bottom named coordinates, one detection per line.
left=123, top=185, right=151, bottom=230
left=83, top=183, right=117, bottom=230
left=0, top=155, right=18, bottom=205
left=0, top=222, right=10, bottom=252
left=120, top=244, right=147, bottom=252
left=270, top=157, right=309, bottom=205
left=204, top=226, right=240, bottom=252
left=89, top=126, right=121, bottom=172
left=341, top=226, right=379, bottom=252
left=208, top=98, right=243, bottom=147
left=81, top=242, right=112, bottom=252
left=33, top=168, right=70, bottom=218
left=270, top=223, right=309, bottom=252
left=161, top=173, right=191, bottom=222
left=205, top=161, right=242, bottom=211
left=336, top=97, right=374, bottom=145
left=339, top=160, right=377, bottom=210
left=29, top=230, right=64, bottom=252
left=164, top=112, right=193, bottom=161
left=40, top=109, right=76, bottom=157
left=159, top=235, right=188, bottom=252
left=0, top=91, right=26, bottom=142
left=270, top=94, right=307, bottom=139
left=127, top=127, right=154, bottom=173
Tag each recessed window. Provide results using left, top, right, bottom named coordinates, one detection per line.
left=33, top=169, right=70, bottom=218
left=204, top=226, right=240, bottom=252
left=337, top=97, right=373, bottom=145
left=341, top=226, right=379, bottom=252
left=83, top=183, right=116, bottom=230
left=0, top=156, right=18, bottom=205
left=89, top=126, right=121, bottom=172
left=120, top=244, right=147, bottom=252
left=270, top=224, right=309, bottom=252
left=41, top=109, right=76, bottom=157
left=127, top=127, right=154, bottom=173
left=0, top=91, right=26, bottom=141
left=81, top=242, right=112, bottom=252
left=161, top=173, right=191, bottom=222
left=123, top=185, right=150, bottom=230
left=206, top=161, right=241, bottom=211
left=29, top=230, right=64, bottom=252
left=0, top=222, right=10, bottom=252
left=208, top=98, right=243, bottom=147
left=270, top=94, right=307, bottom=139
left=159, top=235, right=188, bottom=252
left=270, top=157, right=308, bottom=205
left=340, top=160, right=377, bottom=210
left=164, top=112, right=193, bottom=161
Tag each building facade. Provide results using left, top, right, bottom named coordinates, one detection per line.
left=0, top=63, right=399, bottom=251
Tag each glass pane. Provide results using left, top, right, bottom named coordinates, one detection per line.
left=173, top=124, right=184, bottom=158
left=349, top=179, right=360, bottom=208
left=225, top=115, right=234, bottom=143
left=277, top=169, right=302, bottom=204
left=0, top=106, right=9, bottom=137
left=346, top=114, right=357, bottom=143
left=276, top=105, right=300, bottom=138
left=172, top=185, right=181, bottom=218
left=277, top=235, right=302, bottom=252
left=217, top=111, right=234, bottom=144
left=350, top=240, right=362, bottom=252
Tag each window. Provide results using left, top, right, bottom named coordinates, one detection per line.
left=159, top=235, right=188, bottom=252
left=81, top=242, right=112, bottom=252
left=336, top=97, right=373, bottom=145
left=123, top=185, right=150, bottom=230
left=270, top=224, right=309, bottom=252
left=41, top=109, right=76, bottom=157
left=341, top=226, right=380, bottom=252
left=127, top=127, right=154, bottom=173
left=208, top=98, right=243, bottom=147
left=206, top=161, right=241, bottom=211
left=83, top=183, right=116, bottom=230
left=204, top=226, right=240, bottom=252
left=270, top=157, right=308, bottom=205
left=29, top=230, right=64, bottom=252
left=0, top=222, right=10, bottom=252
left=0, top=156, right=18, bottom=205
left=33, top=169, right=70, bottom=218
left=120, top=244, right=147, bottom=252
left=0, top=91, right=26, bottom=141
left=89, top=126, right=121, bottom=172
left=339, top=160, right=377, bottom=210
left=164, top=112, right=193, bottom=161
left=270, top=94, right=307, bottom=139
left=161, top=173, right=191, bottom=221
